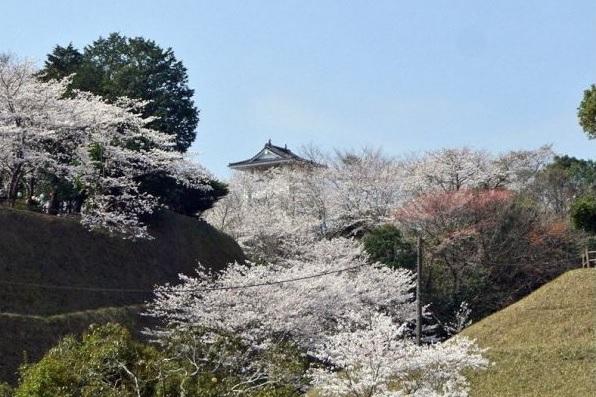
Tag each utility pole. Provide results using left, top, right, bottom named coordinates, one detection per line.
left=416, top=233, right=422, bottom=346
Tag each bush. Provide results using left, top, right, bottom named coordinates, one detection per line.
left=362, top=224, right=416, bottom=270
left=15, top=323, right=176, bottom=397
left=0, top=383, right=13, bottom=397
left=140, top=173, right=228, bottom=217
left=570, top=195, right=596, bottom=234
left=14, top=324, right=305, bottom=397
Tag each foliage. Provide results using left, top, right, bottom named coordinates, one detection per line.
left=140, top=172, right=228, bottom=217
left=148, top=238, right=415, bottom=352
left=578, top=84, right=596, bottom=139
left=39, top=36, right=227, bottom=216
left=570, top=195, right=596, bottom=234
left=37, top=43, right=82, bottom=84
left=460, top=269, right=595, bottom=397
left=15, top=323, right=176, bottom=397
left=528, top=155, right=596, bottom=214
left=14, top=323, right=303, bottom=397
left=205, top=147, right=553, bottom=262
left=401, top=146, right=553, bottom=194
left=0, top=56, right=210, bottom=239
left=40, top=33, right=198, bottom=152
left=205, top=145, right=576, bottom=327
left=156, top=329, right=307, bottom=397
left=394, top=189, right=578, bottom=322
left=362, top=224, right=416, bottom=270
left=0, top=383, right=12, bottom=397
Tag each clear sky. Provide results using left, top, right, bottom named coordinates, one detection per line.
left=1, top=0, right=594, bottom=178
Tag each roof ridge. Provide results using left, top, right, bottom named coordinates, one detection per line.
left=228, top=140, right=310, bottom=169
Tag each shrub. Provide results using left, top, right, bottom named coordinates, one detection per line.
left=362, top=224, right=416, bottom=270
left=15, top=323, right=179, bottom=397
left=570, top=195, right=596, bottom=234
left=14, top=323, right=305, bottom=397
left=0, top=383, right=13, bottom=397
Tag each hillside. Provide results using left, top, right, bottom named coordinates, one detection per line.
left=460, top=268, right=595, bottom=397
left=0, top=207, right=244, bottom=315
left=0, top=207, right=244, bottom=383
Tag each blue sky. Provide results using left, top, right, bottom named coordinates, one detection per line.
left=1, top=0, right=594, bottom=178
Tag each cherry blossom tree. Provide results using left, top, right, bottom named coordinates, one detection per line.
left=204, top=149, right=405, bottom=260
left=205, top=146, right=552, bottom=261
left=0, top=57, right=79, bottom=206
left=401, top=146, right=553, bottom=195
left=309, top=314, right=487, bottom=397
left=394, top=188, right=576, bottom=321
left=0, top=56, right=210, bottom=239
left=71, top=94, right=210, bottom=239
left=147, top=238, right=487, bottom=396
left=148, top=238, right=415, bottom=350
left=203, top=168, right=322, bottom=261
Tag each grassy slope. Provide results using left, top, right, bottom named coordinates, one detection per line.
left=461, top=268, right=595, bottom=397
left=0, top=207, right=244, bottom=315
left=0, top=207, right=244, bottom=383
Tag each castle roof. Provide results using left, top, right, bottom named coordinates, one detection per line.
left=228, top=140, right=314, bottom=171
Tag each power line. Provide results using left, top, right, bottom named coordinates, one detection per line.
left=0, top=264, right=364, bottom=294
left=0, top=280, right=149, bottom=293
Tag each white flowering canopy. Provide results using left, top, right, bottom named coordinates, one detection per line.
left=205, top=145, right=551, bottom=261
left=0, top=57, right=211, bottom=239
left=147, top=238, right=488, bottom=396
left=148, top=238, right=415, bottom=350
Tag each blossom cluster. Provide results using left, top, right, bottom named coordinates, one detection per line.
left=147, top=239, right=488, bottom=396
left=0, top=57, right=210, bottom=238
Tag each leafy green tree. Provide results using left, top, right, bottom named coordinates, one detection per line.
left=571, top=195, right=596, bottom=234
left=578, top=84, right=596, bottom=139
left=552, top=155, right=596, bottom=187
left=41, top=33, right=198, bottom=152
left=362, top=224, right=416, bottom=270
left=40, top=34, right=227, bottom=216
left=39, top=43, right=83, bottom=82
left=529, top=155, right=596, bottom=214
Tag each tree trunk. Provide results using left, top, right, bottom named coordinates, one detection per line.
left=47, top=187, right=60, bottom=215
left=7, top=166, right=23, bottom=207
left=26, top=176, right=36, bottom=206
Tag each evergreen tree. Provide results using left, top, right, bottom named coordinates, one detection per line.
left=41, top=33, right=198, bottom=152
left=41, top=43, right=82, bottom=81
left=578, top=84, right=596, bottom=139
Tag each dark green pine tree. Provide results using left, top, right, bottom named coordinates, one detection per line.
left=41, top=43, right=83, bottom=81
left=40, top=33, right=198, bottom=152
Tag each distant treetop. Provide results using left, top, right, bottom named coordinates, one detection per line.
left=40, top=33, right=199, bottom=152
left=578, top=84, right=596, bottom=140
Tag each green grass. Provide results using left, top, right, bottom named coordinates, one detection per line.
left=460, top=268, right=596, bottom=397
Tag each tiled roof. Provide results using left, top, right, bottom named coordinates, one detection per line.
left=228, top=140, right=313, bottom=169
